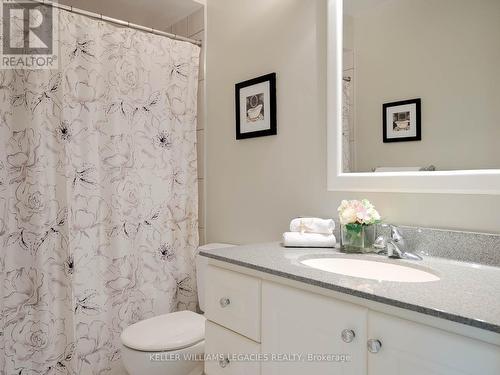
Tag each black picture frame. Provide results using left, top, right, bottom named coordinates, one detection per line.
left=383, top=98, right=421, bottom=143
left=235, top=73, right=277, bottom=140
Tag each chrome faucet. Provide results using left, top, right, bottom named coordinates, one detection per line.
left=374, top=225, right=422, bottom=261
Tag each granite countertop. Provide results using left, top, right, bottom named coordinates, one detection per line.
left=200, top=242, right=500, bottom=334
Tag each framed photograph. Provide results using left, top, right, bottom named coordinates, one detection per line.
left=383, top=98, right=421, bottom=143
left=235, top=73, right=277, bottom=140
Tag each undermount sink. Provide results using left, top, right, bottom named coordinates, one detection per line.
left=300, top=257, right=440, bottom=283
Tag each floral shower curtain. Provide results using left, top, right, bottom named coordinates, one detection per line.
left=0, top=8, right=200, bottom=375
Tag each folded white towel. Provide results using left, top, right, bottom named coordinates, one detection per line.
left=290, top=217, right=335, bottom=235
left=283, top=232, right=336, bottom=248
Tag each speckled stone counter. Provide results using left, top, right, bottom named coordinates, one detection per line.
left=200, top=242, right=500, bottom=334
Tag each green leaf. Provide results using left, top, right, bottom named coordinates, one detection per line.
left=345, top=223, right=363, bottom=233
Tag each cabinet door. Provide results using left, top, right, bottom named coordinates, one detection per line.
left=205, top=265, right=261, bottom=342
left=367, top=311, right=500, bottom=375
left=261, top=281, right=368, bottom=375
left=205, top=321, right=261, bottom=375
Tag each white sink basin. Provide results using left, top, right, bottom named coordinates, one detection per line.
left=301, top=258, right=440, bottom=283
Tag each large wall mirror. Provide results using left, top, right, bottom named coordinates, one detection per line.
left=327, top=0, right=500, bottom=194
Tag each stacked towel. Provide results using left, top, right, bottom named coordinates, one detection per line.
left=283, top=217, right=336, bottom=248
left=283, top=232, right=336, bottom=248
left=290, top=218, right=335, bottom=234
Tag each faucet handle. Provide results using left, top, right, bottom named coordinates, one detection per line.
left=377, top=224, right=422, bottom=261
left=390, top=225, right=404, bottom=242
left=373, top=235, right=387, bottom=253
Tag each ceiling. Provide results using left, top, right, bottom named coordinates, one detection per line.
left=59, top=0, right=203, bottom=30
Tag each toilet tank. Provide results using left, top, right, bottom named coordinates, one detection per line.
left=196, top=243, right=235, bottom=312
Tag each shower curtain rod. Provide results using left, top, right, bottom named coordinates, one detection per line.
left=35, top=0, right=203, bottom=46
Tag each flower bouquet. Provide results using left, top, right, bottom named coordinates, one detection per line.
left=338, top=199, right=381, bottom=253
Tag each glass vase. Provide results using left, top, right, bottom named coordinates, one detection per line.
left=341, top=224, right=376, bottom=253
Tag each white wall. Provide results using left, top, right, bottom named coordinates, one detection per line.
left=351, top=0, right=500, bottom=172
left=206, top=0, right=500, bottom=245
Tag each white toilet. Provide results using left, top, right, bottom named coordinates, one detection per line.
left=120, top=243, right=235, bottom=375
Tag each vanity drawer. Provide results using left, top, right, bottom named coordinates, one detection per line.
left=205, top=321, right=261, bottom=375
left=205, top=265, right=261, bottom=342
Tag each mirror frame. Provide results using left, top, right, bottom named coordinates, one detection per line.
left=326, top=0, right=500, bottom=194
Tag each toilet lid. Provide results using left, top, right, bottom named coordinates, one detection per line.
left=121, top=311, right=206, bottom=351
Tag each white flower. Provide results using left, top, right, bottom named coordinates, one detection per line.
left=75, top=320, right=113, bottom=373
left=338, top=199, right=381, bottom=225
left=368, top=208, right=381, bottom=222
left=109, top=55, right=150, bottom=100
left=113, top=290, right=154, bottom=332
left=99, top=134, right=134, bottom=171
left=6, top=129, right=43, bottom=183
left=104, top=255, right=141, bottom=304
left=13, top=181, right=59, bottom=233
left=65, top=66, right=106, bottom=110
left=3, top=267, right=44, bottom=318
left=6, top=311, right=66, bottom=366
left=339, top=206, right=357, bottom=225
left=71, top=195, right=109, bottom=234
left=166, top=84, right=187, bottom=121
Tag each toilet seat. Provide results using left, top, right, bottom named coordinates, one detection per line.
left=121, top=311, right=206, bottom=352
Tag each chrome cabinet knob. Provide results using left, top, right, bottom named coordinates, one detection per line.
left=219, top=357, right=230, bottom=368
left=367, top=339, right=382, bottom=353
left=219, top=297, right=231, bottom=308
left=341, top=329, right=356, bottom=343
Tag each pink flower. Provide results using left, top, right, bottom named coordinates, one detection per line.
left=338, top=199, right=381, bottom=225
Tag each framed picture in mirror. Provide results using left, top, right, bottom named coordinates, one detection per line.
left=235, top=73, right=277, bottom=140
left=383, top=98, right=421, bottom=143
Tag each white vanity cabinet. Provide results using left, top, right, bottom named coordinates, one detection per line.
left=205, top=321, right=261, bottom=375
left=261, top=281, right=368, bottom=375
left=205, top=265, right=262, bottom=375
left=367, top=311, right=500, bottom=375
left=205, top=265, right=261, bottom=342
left=204, top=264, right=500, bottom=375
